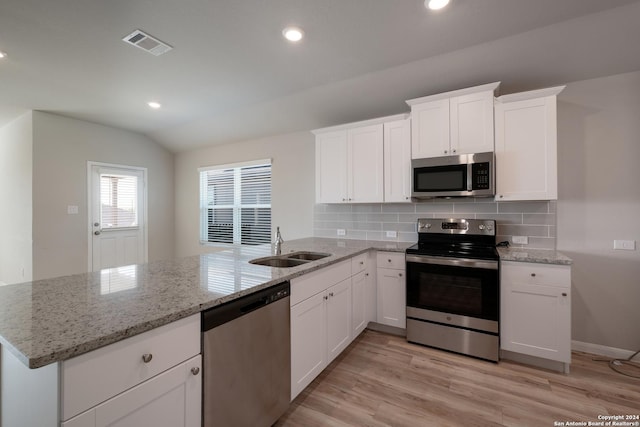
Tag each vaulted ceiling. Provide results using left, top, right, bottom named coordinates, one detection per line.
left=1, top=0, right=640, bottom=152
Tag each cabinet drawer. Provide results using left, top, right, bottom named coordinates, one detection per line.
left=351, top=253, right=367, bottom=274
left=501, top=261, right=570, bottom=288
left=291, top=259, right=351, bottom=306
left=376, top=251, right=405, bottom=270
left=61, top=314, right=200, bottom=421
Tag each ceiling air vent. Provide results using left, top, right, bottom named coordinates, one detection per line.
left=122, top=30, right=172, bottom=56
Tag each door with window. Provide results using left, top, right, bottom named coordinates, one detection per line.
left=89, top=163, right=147, bottom=271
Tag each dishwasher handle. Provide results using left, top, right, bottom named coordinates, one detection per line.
left=202, top=281, right=290, bottom=331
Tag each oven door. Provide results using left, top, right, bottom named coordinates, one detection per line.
left=406, top=255, right=499, bottom=328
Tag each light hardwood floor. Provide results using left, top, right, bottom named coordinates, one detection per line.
left=276, top=330, right=640, bottom=427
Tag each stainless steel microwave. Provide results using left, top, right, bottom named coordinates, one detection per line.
left=411, top=152, right=494, bottom=198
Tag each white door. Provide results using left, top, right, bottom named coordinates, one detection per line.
left=347, top=124, right=384, bottom=203
left=89, top=163, right=147, bottom=271
left=376, top=268, right=406, bottom=329
left=326, top=278, right=352, bottom=363
left=290, top=292, right=327, bottom=401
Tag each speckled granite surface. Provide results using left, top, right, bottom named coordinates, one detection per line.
left=0, top=237, right=411, bottom=368
left=497, top=247, right=573, bottom=265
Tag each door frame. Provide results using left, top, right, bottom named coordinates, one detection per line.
left=87, top=161, right=149, bottom=272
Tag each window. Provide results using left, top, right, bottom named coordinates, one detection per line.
left=100, top=173, right=138, bottom=229
left=199, top=159, right=272, bottom=245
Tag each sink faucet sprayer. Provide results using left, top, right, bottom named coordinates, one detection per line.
left=274, top=226, right=284, bottom=255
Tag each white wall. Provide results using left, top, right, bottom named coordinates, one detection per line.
left=31, top=112, right=175, bottom=280
left=0, top=112, right=33, bottom=285
left=557, top=71, right=640, bottom=351
left=174, top=131, right=315, bottom=258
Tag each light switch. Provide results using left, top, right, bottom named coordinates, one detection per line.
left=512, top=236, right=528, bottom=245
left=613, top=240, right=636, bottom=251
left=386, top=231, right=397, bottom=238
left=337, top=229, right=346, bottom=236
left=67, top=205, right=79, bottom=214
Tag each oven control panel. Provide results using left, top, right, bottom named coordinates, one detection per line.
left=417, top=218, right=495, bottom=236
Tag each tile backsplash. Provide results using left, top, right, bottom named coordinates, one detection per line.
left=314, top=199, right=556, bottom=249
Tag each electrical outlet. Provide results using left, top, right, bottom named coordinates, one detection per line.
left=613, top=240, right=636, bottom=251
left=512, top=236, right=528, bottom=245
left=67, top=205, right=79, bottom=214
left=385, top=231, right=397, bottom=238
left=337, top=229, right=346, bottom=236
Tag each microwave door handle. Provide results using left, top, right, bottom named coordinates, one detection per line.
left=467, top=163, right=473, bottom=191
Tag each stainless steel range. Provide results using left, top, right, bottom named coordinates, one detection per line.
left=405, top=218, right=499, bottom=362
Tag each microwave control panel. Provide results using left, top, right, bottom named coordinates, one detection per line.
left=471, top=162, right=491, bottom=190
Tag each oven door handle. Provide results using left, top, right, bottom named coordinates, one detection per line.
left=406, top=255, right=498, bottom=270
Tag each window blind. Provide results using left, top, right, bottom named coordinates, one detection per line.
left=199, top=160, right=271, bottom=245
left=100, top=174, right=138, bottom=229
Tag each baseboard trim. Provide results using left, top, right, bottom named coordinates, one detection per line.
left=366, top=322, right=406, bottom=337
left=572, top=340, right=636, bottom=359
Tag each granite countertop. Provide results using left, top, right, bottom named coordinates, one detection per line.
left=0, top=237, right=411, bottom=369
left=497, top=247, right=573, bottom=265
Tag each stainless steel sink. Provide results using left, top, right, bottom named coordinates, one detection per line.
left=249, top=251, right=331, bottom=268
left=249, top=257, right=309, bottom=268
left=286, top=251, right=331, bottom=261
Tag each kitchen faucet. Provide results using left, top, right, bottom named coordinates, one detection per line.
left=274, top=226, right=284, bottom=255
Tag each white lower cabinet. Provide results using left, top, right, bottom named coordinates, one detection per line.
left=290, top=261, right=353, bottom=400
left=501, top=261, right=571, bottom=369
left=61, top=314, right=201, bottom=426
left=376, top=252, right=406, bottom=329
left=62, top=355, right=202, bottom=427
left=326, top=279, right=353, bottom=362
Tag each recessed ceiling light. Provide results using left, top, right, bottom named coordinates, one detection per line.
left=426, top=0, right=450, bottom=10
left=282, top=27, right=304, bottom=42
left=0, top=51, right=7, bottom=59
left=147, top=101, right=161, bottom=109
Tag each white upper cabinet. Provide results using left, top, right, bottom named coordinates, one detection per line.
left=407, top=82, right=500, bottom=159
left=314, top=114, right=407, bottom=204
left=383, top=118, right=412, bottom=202
left=315, top=130, right=348, bottom=203
left=494, top=86, right=565, bottom=201
left=348, top=124, right=384, bottom=203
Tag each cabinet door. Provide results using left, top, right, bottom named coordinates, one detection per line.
left=326, top=278, right=352, bottom=363
left=351, top=270, right=367, bottom=339
left=383, top=119, right=412, bottom=202
left=290, top=292, right=326, bottom=400
left=450, top=90, right=494, bottom=155
left=348, top=124, right=384, bottom=203
left=411, top=98, right=450, bottom=158
left=365, top=252, right=377, bottom=324
left=62, top=411, right=95, bottom=427
left=501, top=283, right=570, bottom=363
left=494, top=96, right=558, bottom=201
left=377, top=268, right=406, bottom=329
left=315, top=130, right=348, bottom=203
left=93, top=355, right=201, bottom=427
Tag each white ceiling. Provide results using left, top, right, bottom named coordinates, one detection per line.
left=1, top=0, right=640, bottom=152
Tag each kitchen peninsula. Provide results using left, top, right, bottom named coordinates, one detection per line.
left=0, top=237, right=410, bottom=427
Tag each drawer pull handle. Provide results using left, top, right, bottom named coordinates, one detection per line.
left=191, top=367, right=200, bottom=376
left=360, top=261, right=364, bottom=265
left=388, top=259, right=392, bottom=262
left=329, top=292, right=334, bottom=297
left=142, top=353, right=153, bottom=363
left=562, top=293, right=567, bottom=297
left=531, top=273, right=536, bottom=277
left=324, top=295, right=328, bottom=300
left=399, top=273, right=403, bottom=277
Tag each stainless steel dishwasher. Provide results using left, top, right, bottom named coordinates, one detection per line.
left=202, top=281, right=290, bottom=427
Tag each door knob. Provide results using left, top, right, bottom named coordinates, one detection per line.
left=94, top=222, right=100, bottom=227
left=94, top=231, right=101, bottom=236
left=191, top=367, right=200, bottom=375
left=142, top=353, right=153, bottom=363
